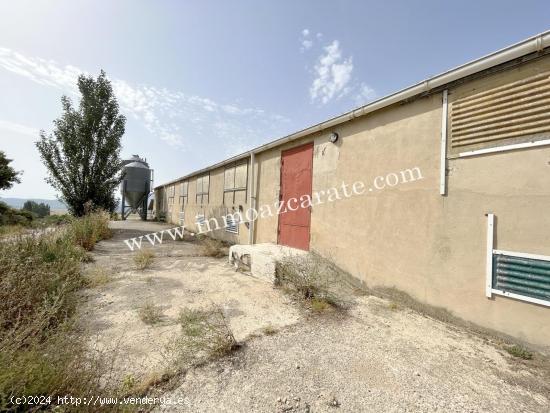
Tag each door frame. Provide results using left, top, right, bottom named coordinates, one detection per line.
left=277, top=142, right=314, bottom=250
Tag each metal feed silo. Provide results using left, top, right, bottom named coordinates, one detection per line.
left=120, top=155, right=153, bottom=220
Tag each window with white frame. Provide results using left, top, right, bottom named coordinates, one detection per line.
left=485, top=214, right=550, bottom=307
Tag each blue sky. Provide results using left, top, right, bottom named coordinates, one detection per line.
left=1, top=0, right=549, bottom=199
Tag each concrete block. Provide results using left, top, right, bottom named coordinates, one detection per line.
left=229, top=243, right=307, bottom=283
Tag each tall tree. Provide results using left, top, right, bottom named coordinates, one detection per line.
left=22, top=200, right=50, bottom=218
left=0, top=151, right=21, bottom=190
left=36, top=70, right=125, bottom=216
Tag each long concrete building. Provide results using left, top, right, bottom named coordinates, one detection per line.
left=155, top=31, right=550, bottom=347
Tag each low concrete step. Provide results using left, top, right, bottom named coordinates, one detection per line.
left=229, top=243, right=307, bottom=283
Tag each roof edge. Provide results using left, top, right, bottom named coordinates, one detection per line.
left=156, top=30, right=550, bottom=189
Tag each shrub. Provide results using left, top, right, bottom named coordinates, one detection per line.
left=0, top=234, right=84, bottom=339
left=0, top=213, right=118, bottom=411
left=200, top=237, right=228, bottom=258
left=505, top=344, right=533, bottom=360
left=138, top=302, right=163, bottom=325
left=134, top=249, right=155, bottom=270
left=84, top=266, right=111, bottom=288
left=0, top=201, right=34, bottom=227
left=69, top=211, right=111, bottom=251
left=275, top=253, right=349, bottom=310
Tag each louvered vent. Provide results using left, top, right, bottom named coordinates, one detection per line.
left=493, top=253, right=550, bottom=302
left=196, top=214, right=205, bottom=228
left=450, top=71, right=550, bottom=153
left=225, top=215, right=239, bottom=234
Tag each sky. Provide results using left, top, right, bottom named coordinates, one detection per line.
left=0, top=0, right=549, bottom=199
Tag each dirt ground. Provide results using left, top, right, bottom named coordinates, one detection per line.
left=80, top=219, right=549, bottom=412
left=158, top=298, right=550, bottom=412
left=79, top=219, right=300, bottom=379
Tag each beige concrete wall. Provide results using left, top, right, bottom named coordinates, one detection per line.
left=161, top=165, right=250, bottom=245
left=155, top=54, right=550, bottom=347
left=252, top=55, right=550, bottom=347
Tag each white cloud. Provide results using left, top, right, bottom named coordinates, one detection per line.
left=309, top=40, right=354, bottom=104
left=300, top=29, right=315, bottom=52
left=354, top=82, right=377, bottom=105
left=0, top=119, right=39, bottom=137
left=0, top=47, right=289, bottom=153
left=301, top=39, right=313, bottom=51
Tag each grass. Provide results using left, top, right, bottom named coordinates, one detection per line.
left=138, top=302, right=164, bottom=325
left=262, top=325, right=278, bottom=335
left=0, top=224, right=26, bottom=238
left=275, top=252, right=349, bottom=311
left=134, top=249, right=155, bottom=270
left=84, top=265, right=112, bottom=287
left=505, top=344, right=533, bottom=360
left=311, top=297, right=333, bottom=312
left=0, top=211, right=120, bottom=411
left=174, top=306, right=237, bottom=364
left=70, top=211, right=111, bottom=251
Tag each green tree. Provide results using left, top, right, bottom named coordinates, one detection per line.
left=22, top=200, right=51, bottom=218
left=0, top=151, right=21, bottom=190
left=36, top=70, right=125, bottom=216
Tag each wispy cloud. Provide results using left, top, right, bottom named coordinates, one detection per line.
left=300, top=29, right=313, bottom=52
left=0, top=47, right=290, bottom=154
left=302, top=36, right=376, bottom=107
left=309, top=40, right=354, bottom=104
left=354, top=82, right=377, bottom=106
left=0, top=119, right=39, bottom=137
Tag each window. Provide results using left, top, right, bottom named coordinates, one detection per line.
left=168, top=185, right=175, bottom=206
left=179, top=181, right=188, bottom=212
left=486, top=214, right=550, bottom=307
left=450, top=71, right=550, bottom=156
left=223, top=162, right=248, bottom=205
left=196, top=174, right=209, bottom=204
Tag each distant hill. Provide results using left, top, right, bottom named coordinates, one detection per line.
left=0, top=197, right=67, bottom=211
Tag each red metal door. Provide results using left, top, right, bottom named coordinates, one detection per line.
left=278, top=143, right=313, bottom=251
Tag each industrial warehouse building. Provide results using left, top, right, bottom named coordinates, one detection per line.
left=155, top=32, right=550, bottom=347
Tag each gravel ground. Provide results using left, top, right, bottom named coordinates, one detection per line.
left=79, top=219, right=549, bottom=412
left=79, top=219, right=299, bottom=380
left=157, top=296, right=550, bottom=413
